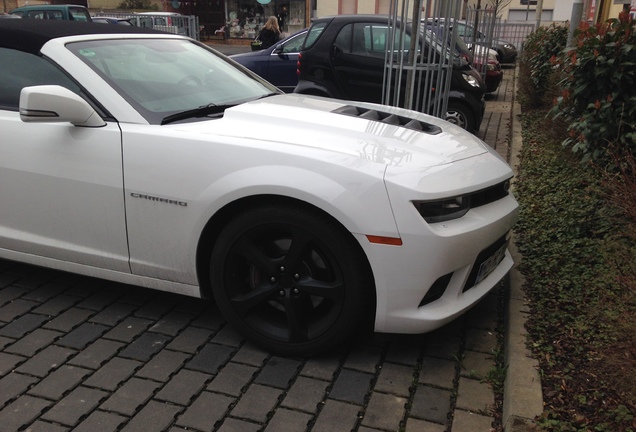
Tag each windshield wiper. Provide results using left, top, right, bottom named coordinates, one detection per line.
left=161, top=103, right=234, bottom=125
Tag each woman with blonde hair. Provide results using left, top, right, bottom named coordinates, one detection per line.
left=257, top=16, right=281, bottom=49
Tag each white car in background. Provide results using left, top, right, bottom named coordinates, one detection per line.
left=0, top=20, right=518, bottom=356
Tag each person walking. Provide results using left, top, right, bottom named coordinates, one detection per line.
left=257, top=16, right=281, bottom=49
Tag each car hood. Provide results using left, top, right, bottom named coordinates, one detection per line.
left=173, top=94, right=490, bottom=169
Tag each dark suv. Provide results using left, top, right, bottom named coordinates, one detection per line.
left=295, top=15, right=486, bottom=132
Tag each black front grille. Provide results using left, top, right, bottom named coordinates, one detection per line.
left=332, top=105, right=442, bottom=135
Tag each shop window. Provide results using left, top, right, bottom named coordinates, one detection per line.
left=225, top=0, right=305, bottom=38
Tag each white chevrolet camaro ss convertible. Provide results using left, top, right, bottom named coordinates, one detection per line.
left=0, top=20, right=518, bottom=356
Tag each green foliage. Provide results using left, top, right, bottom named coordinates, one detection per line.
left=515, top=111, right=636, bottom=431
left=552, top=14, right=636, bottom=162
left=117, top=0, right=158, bottom=10
left=518, top=24, right=569, bottom=109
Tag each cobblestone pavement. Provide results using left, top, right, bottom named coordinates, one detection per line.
left=0, top=65, right=517, bottom=432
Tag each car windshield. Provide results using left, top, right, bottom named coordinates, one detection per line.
left=67, top=38, right=280, bottom=124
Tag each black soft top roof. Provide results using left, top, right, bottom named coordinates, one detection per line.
left=0, top=19, right=166, bottom=54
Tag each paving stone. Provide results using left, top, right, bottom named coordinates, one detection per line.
left=189, top=306, right=225, bottom=330
left=72, top=410, right=127, bottom=432
left=207, top=362, right=257, bottom=396
left=21, top=283, right=67, bottom=302
left=0, top=352, right=25, bottom=377
left=311, top=399, right=361, bottom=432
left=166, top=326, right=213, bottom=353
left=0, top=336, right=13, bottom=350
left=254, top=356, right=302, bottom=389
left=0, top=286, right=29, bottom=307
left=464, top=328, right=497, bottom=354
left=0, top=372, right=39, bottom=408
left=176, top=391, right=234, bottom=432
left=41, top=386, right=107, bottom=426
left=84, top=357, right=142, bottom=391
left=22, top=420, right=69, bottom=432
left=89, top=303, right=137, bottom=326
left=120, top=400, right=182, bottom=432
left=103, top=317, right=153, bottom=343
left=186, top=342, right=234, bottom=374
left=405, top=417, right=446, bottom=432
left=460, top=351, right=494, bottom=379
left=361, top=392, right=407, bottom=431
left=28, top=365, right=92, bottom=400
left=0, top=299, right=39, bottom=322
left=425, top=333, right=462, bottom=360
left=281, top=376, right=329, bottom=413
left=410, top=385, right=452, bottom=424
left=67, top=339, right=124, bottom=369
left=118, top=332, right=171, bottom=362
left=55, top=323, right=109, bottom=350
left=230, top=384, right=283, bottom=422
left=0, top=313, right=49, bottom=338
left=4, top=328, right=62, bottom=357
left=16, top=345, right=76, bottom=377
left=155, top=369, right=211, bottom=405
left=455, top=377, right=494, bottom=413
left=133, top=294, right=175, bottom=319
left=385, top=341, right=423, bottom=366
left=450, top=409, right=493, bottom=432
left=216, top=418, right=261, bottom=432
left=0, top=395, right=52, bottom=432
left=343, top=344, right=383, bottom=373
left=149, top=311, right=193, bottom=336
left=99, top=376, right=161, bottom=416
left=76, top=290, right=121, bottom=311
left=210, top=324, right=244, bottom=348
left=32, top=295, right=81, bottom=316
left=116, top=286, right=156, bottom=306
left=375, top=363, right=415, bottom=397
left=329, top=369, right=374, bottom=405
left=136, top=350, right=190, bottom=382
left=418, top=356, right=457, bottom=389
left=44, top=308, right=94, bottom=332
left=264, top=408, right=312, bottom=432
left=230, top=342, right=268, bottom=366
left=301, top=355, right=342, bottom=381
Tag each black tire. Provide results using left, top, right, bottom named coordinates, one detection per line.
left=210, top=204, right=372, bottom=356
left=445, top=101, right=476, bottom=132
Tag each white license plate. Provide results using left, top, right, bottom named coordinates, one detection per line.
left=476, top=241, right=508, bottom=284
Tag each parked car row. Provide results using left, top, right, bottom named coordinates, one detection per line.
left=231, top=15, right=510, bottom=133
left=0, top=19, right=518, bottom=355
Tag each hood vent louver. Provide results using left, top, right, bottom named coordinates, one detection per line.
left=332, top=105, right=442, bottom=135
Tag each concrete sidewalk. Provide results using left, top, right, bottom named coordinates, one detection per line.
left=0, top=56, right=542, bottom=432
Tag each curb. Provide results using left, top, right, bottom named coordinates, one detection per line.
left=502, top=72, right=544, bottom=432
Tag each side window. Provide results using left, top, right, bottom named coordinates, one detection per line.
left=70, top=8, right=91, bottom=22
left=0, top=48, right=81, bottom=111
left=302, top=22, right=327, bottom=50
left=334, top=23, right=353, bottom=53
left=281, top=33, right=304, bottom=54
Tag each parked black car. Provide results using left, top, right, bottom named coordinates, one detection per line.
left=230, top=29, right=306, bottom=93
left=295, top=15, right=487, bottom=132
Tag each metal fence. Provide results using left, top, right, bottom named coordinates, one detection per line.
left=383, top=0, right=462, bottom=121
left=93, top=12, right=201, bottom=40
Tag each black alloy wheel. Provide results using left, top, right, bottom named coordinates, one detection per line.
left=210, top=204, right=372, bottom=356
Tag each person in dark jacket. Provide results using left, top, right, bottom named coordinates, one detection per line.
left=257, top=16, right=281, bottom=49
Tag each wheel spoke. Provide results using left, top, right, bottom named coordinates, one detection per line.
left=235, top=236, right=279, bottom=275
left=283, top=295, right=310, bottom=343
left=229, top=285, right=277, bottom=318
left=283, top=226, right=313, bottom=270
left=297, top=277, right=344, bottom=301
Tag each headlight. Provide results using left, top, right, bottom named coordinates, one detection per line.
left=504, top=43, right=515, bottom=50
left=462, top=73, right=480, bottom=88
left=487, top=63, right=496, bottom=71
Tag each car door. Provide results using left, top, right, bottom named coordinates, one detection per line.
left=265, top=31, right=306, bottom=92
left=330, top=22, right=386, bottom=103
left=0, top=48, right=130, bottom=272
